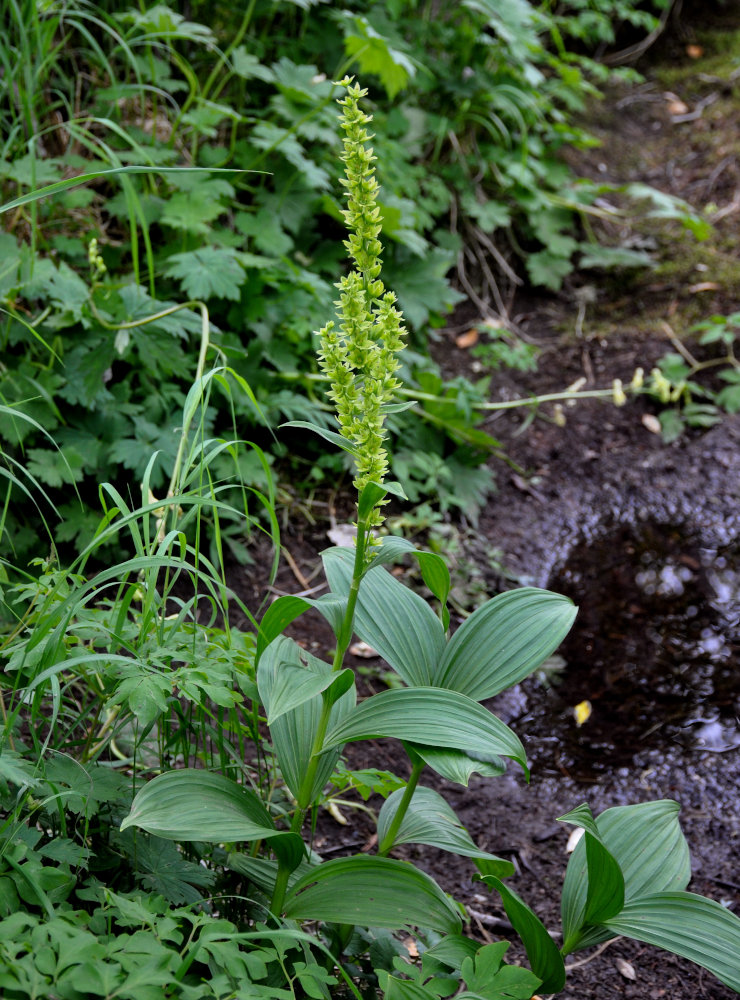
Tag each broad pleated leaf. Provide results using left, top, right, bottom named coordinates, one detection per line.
left=378, top=786, right=513, bottom=868
left=604, top=892, right=740, bottom=993
left=256, top=596, right=315, bottom=664
left=434, top=588, right=576, bottom=700
left=558, top=803, right=625, bottom=937
left=120, top=770, right=303, bottom=869
left=560, top=799, right=689, bottom=952
left=477, top=876, right=566, bottom=994
left=261, top=655, right=354, bottom=725
left=227, top=852, right=314, bottom=895
left=322, top=687, right=528, bottom=776
left=259, top=636, right=355, bottom=800
left=284, top=855, right=462, bottom=933
left=409, top=744, right=506, bottom=786
left=256, top=592, right=347, bottom=663
left=323, top=546, right=446, bottom=686
left=365, top=536, right=451, bottom=630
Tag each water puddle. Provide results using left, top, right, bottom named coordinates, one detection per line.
left=518, top=523, right=740, bottom=779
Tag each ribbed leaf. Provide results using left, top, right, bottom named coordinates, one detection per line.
left=477, top=876, right=565, bottom=994
left=378, top=786, right=513, bottom=869
left=323, top=546, right=445, bottom=686
left=120, top=770, right=303, bottom=869
left=434, top=588, right=576, bottom=700
left=323, top=687, right=528, bottom=776
left=284, top=855, right=462, bottom=933
left=258, top=630, right=354, bottom=726
left=256, top=596, right=315, bottom=664
left=267, top=664, right=354, bottom=724
left=259, top=636, right=355, bottom=800
left=256, top=592, right=347, bottom=663
left=365, top=537, right=451, bottom=630
left=409, top=744, right=506, bottom=786
left=558, top=803, right=625, bottom=939
left=226, top=852, right=313, bottom=895
left=560, top=799, right=690, bottom=952
left=604, top=892, right=740, bottom=993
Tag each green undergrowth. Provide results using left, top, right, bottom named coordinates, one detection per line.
left=1, top=0, right=704, bottom=561
left=2, top=67, right=740, bottom=1000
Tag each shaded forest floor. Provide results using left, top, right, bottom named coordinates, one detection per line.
left=234, top=12, right=740, bottom=999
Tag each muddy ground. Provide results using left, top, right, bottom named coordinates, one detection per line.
left=233, top=14, right=740, bottom=999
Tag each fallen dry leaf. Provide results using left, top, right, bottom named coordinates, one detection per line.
left=349, top=641, right=379, bottom=658
left=686, top=44, right=704, bottom=59
left=667, top=99, right=689, bottom=116
left=566, top=827, right=585, bottom=853
left=573, top=700, right=592, bottom=727
left=327, top=523, right=356, bottom=546
left=616, top=957, right=637, bottom=981
left=403, top=938, right=420, bottom=958
left=688, top=281, right=721, bottom=293
left=456, top=328, right=479, bottom=349
left=642, top=413, right=662, bottom=435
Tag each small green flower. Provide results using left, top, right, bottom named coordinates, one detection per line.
left=317, top=78, right=406, bottom=527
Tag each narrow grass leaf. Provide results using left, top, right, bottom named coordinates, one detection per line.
left=0, top=166, right=253, bottom=214
left=282, top=421, right=357, bottom=455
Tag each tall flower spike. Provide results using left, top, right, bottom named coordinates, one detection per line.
left=317, top=78, right=406, bottom=530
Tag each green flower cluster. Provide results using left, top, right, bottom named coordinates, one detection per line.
left=318, top=78, right=405, bottom=514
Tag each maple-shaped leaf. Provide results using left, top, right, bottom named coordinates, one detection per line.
left=160, top=177, right=235, bottom=234
left=134, top=836, right=215, bottom=905
left=341, top=15, right=415, bottom=98
left=57, top=341, right=114, bottom=407
left=231, top=46, right=275, bottom=82
left=526, top=249, right=575, bottom=290
left=0, top=748, right=40, bottom=792
left=164, top=246, right=246, bottom=301
left=250, top=122, right=329, bottom=191
left=236, top=206, right=294, bottom=256
left=43, top=759, right=130, bottom=818
left=391, top=248, right=465, bottom=328
left=26, top=446, right=85, bottom=488
left=717, top=369, right=740, bottom=413
left=271, top=57, right=333, bottom=103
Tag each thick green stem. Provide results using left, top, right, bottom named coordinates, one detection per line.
left=377, top=757, right=425, bottom=857
left=333, top=516, right=368, bottom=671
left=287, top=512, right=370, bottom=830
left=270, top=858, right=293, bottom=917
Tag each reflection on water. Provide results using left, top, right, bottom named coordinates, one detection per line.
left=518, top=523, right=740, bottom=777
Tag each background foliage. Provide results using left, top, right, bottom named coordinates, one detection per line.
left=0, top=0, right=674, bottom=560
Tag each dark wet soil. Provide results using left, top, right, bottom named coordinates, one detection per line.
left=232, top=14, right=740, bottom=999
